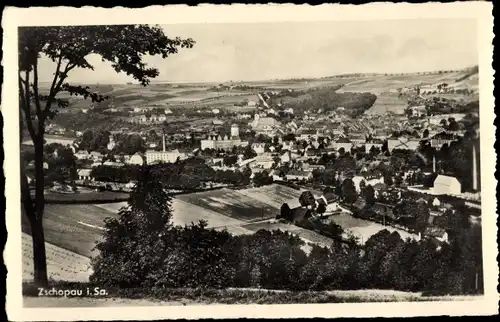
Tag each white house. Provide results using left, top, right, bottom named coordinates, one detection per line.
left=212, top=108, right=220, bottom=115
left=351, top=176, right=366, bottom=193
left=252, top=143, right=266, bottom=154
left=74, top=150, right=90, bottom=160
left=280, top=151, right=292, bottom=164
left=365, top=141, right=384, bottom=153
left=286, top=170, right=313, bottom=182
left=125, top=181, right=137, bottom=189
left=127, top=153, right=144, bottom=165
left=332, top=137, right=353, bottom=152
left=90, top=151, right=103, bottom=162
left=316, top=193, right=340, bottom=212
left=103, top=161, right=124, bottom=167
left=77, top=169, right=93, bottom=181
left=107, top=137, right=116, bottom=151
left=254, top=154, right=275, bottom=169
left=269, top=169, right=283, bottom=181
left=387, top=137, right=420, bottom=152
left=433, top=175, right=462, bottom=195
left=145, top=149, right=187, bottom=164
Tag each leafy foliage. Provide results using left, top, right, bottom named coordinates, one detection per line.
left=91, top=173, right=483, bottom=295
left=90, top=158, right=251, bottom=188
left=299, top=191, right=316, bottom=209
left=281, top=86, right=377, bottom=117
left=19, top=24, right=195, bottom=285
left=341, top=178, right=358, bottom=204
left=253, top=170, right=274, bottom=187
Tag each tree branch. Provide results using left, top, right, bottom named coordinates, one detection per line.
left=46, top=54, right=63, bottom=105
left=43, top=61, right=76, bottom=115
left=54, top=62, right=76, bottom=96
left=19, top=71, right=37, bottom=140
left=32, top=59, right=42, bottom=117
left=18, top=75, right=29, bottom=108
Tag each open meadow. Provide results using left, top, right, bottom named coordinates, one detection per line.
left=22, top=204, right=118, bottom=258
left=22, top=233, right=92, bottom=283
left=336, top=71, right=472, bottom=94
left=327, top=213, right=419, bottom=245
left=176, top=184, right=307, bottom=222
left=22, top=134, right=76, bottom=146
left=365, top=92, right=408, bottom=115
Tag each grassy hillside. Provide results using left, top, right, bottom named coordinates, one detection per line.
left=40, top=66, right=478, bottom=115
left=337, top=71, right=476, bottom=95
left=366, top=92, right=408, bottom=115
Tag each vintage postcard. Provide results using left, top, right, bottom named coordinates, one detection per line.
left=3, top=3, right=498, bottom=321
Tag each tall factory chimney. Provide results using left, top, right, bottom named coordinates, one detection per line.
left=162, top=133, right=166, bottom=152
left=433, top=154, right=436, bottom=173
left=472, top=143, right=478, bottom=191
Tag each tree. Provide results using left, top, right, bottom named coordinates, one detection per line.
left=316, top=203, right=326, bottom=215
left=243, top=145, right=257, bottom=160
left=19, top=25, right=195, bottom=286
left=223, top=155, right=238, bottom=167
left=362, top=185, right=376, bottom=206
left=381, top=140, right=388, bottom=153
left=253, top=170, right=273, bottom=187
left=299, top=191, right=316, bottom=210
left=448, top=119, right=460, bottom=132
left=341, top=179, right=358, bottom=204
left=359, top=179, right=366, bottom=191
left=283, top=133, right=296, bottom=142
left=385, top=175, right=394, bottom=186
left=393, top=200, right=430, bottom=233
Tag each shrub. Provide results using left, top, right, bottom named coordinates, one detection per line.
left=90, top=170, right=483, bottom=295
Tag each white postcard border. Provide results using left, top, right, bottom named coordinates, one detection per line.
left=2, top=3, right=498, bottom=320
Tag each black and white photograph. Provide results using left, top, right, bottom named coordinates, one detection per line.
left=3, top=3, right=498, bottom=320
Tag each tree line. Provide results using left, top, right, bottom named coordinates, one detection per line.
left=90, top=158, right=251, bottom=189
left=281, top=87, right=377, bottom=117
left=90, top=171, right=483, bottom=295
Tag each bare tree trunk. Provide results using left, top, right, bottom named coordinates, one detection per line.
left=21, top=133, right=49, bottom=286
left=28, top=215, right=48, bottom=286
left=21, top=160, right=48, bottom=286
left=33, top=135, right=48, bottom=286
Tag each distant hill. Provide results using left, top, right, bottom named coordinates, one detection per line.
left=42, top=65, right=478, bottom=113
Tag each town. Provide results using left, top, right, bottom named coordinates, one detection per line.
left=22, top=66, right=481, bottom=253
left=17, top=21, right=486, bottom=306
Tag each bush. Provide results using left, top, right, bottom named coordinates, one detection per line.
left=90, top=171, right=484, bottom=295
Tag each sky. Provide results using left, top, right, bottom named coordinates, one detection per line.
left=37, top=19, right=478, bottom=84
